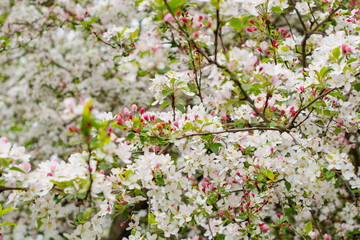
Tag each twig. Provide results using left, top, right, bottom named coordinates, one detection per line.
left=286, top=88, right=337, bottom=129
left=214, top=1, right=220, bottom=61
left=278, top=194, right=307, bottom=240
left=0, top=186, right=27, bottom=193
left=176, top=127, right=280, bottom=139
left=310, top=210, right=324, bottom=240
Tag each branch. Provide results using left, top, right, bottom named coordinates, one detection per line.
left=0, top=186, right=27, bottom=193
left=278, top=194, right=307, bottom=240
left=286, top=88, right=337, bottom=129
left=176, top=127, right=280, bottom=139
left=214, top=1, right=220, bottom=61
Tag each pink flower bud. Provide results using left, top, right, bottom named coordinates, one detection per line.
left=99, top=170, right=104, bottom=174
left=163, top=13, right=175, bottom=22
left=266, top=50, right=271, bottom=55
left=219, top=210, right=225, bottom=217
left=143, top=114, right=149, bottom=121
left=270, top=105, right=276, bottom=111
left=154, top=146, right=160, bottom=151
left=324, top=234, right=330, bottom=240
left=277, top=214, right=281, bottom=218
left=155, top=163, right=160, bottom=168
left=174, top=121, right=179, bottom=127
left=221, top=115, right=228, bottom=120
left=120, top=201, right=126, bottom=205
left=290, top=106, right=295, bottom=112
left=140, top=108, right=145, bottom=114
left=280, top=110, right=285, bottom=115
left=251, top=26, right=257, bottom=31
left=249, top=19, right=254, bottom=24
left=342, top=44, right=348, bottom=53
left=194, top=32, right=199, bottom=38
left=124, top=107, right=130, bottom=115
left=0, top=137, right=7, bottom=143
left=300, top=86, right=305, bottom=92
left=246, top=27, right=252, bottom=32
left=346, top=46, right=352, bottom=53
left=22, top=162, right=32, bottom=172
left=135, top=127, right=140, bottom=133
left=131, top=104, right=137, bottom=112
left=327, top=7, right=332, bottom=12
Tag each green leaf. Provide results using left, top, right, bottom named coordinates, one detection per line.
left=280, top=46, right=289, bottom=52
left=162, top=89, right=171, bottom=97
left=305, top=221, right=312, bottom=234
left=0, top=221, right=16, bottom=226
left=77, top=191, right=87, bottom=200
left=36, top=218, right=43, bottom=229
left=323, top=110, right=331, bottom=116
left=332, top=46, right=340, bottom=59
left=83, top=209, right=93, bottom=220
left=229, top=18, right=242, bottom=30
left=348, top=58, right=358, bottom=64
left=148, top=212, right=156, bottom=225
left=157, top=66, right=170, bottom=74
left=269, top=121, right=277, bottom=127
left=0, top=206, right=16, bottom=216
left=325, top=171, right=335, bottom=181
left=129, top=29, right=139, bottom=40
left=168, top=0, right=186, bottom=10
left=271, top=6, right=283, bottom=13
left=9, top=166, right=25, bottom=173
left=284, top=207, right=295, bottom=216
left=175, top=104, right=185, bottom=113
left=215, top=234, right=225, bottom=240
left=124, top=170, right=134, bottom=179
left=354, top=83, right=360, bottom=92
left=260, top=167, right=275, bottom=181
left=161, top=101, right=170, bottom=109
left=125, top=132, right=135, bottom=141
left=209, top=143, right=222, bottom=153
left=155, top=176, right=165, bottom=186
left=285, top=181, right=291, bottom=191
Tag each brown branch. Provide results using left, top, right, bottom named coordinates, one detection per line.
left=214, top=1, right=220, bottom=61
left=0, top=186, right=27, bottom=193
left=176, top=127, right=280, bottom=140
left=92, top=32, right=116, bottom=49
left=278, top=194, right=307, bottom=240
left=286, top=88, right=337, bottom=129
left=163, top=0, right=270, bottom=123
left=294, top=107, right=315, bottom=128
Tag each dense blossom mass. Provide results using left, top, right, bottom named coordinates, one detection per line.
left=0, top=0, right=360, bottom=239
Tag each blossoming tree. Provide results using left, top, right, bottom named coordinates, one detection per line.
left=0, top=0, right=360, bottom=239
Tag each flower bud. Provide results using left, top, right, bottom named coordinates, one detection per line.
left=131, top=104, right=137, bottom=112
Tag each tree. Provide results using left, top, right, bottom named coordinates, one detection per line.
left=0, top=0, right=359, bottom=239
